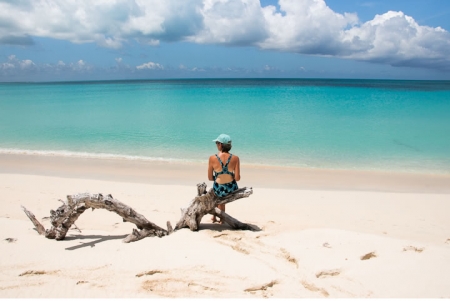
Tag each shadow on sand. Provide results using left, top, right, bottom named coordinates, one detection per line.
left=198, top=223, right=261, bottom=232
left=65, top=234, right=128, bottom=251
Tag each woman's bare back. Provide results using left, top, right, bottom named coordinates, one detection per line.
left=208, top=152, right=240, bottom=184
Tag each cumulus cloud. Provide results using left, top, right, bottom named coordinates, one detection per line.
left=136, top=61, right=163, bottom=70
left=0, top=55, right=35, bottom=70
left=258, top=0, right=450, bottom=70
left=189, top=0, right=268, bottom=45
left=259, top=0, right=359, bottom=55
left=341, top=11, right=450, bottom=70
left=0, top=0, right=449, bottom=71
left=0, top=0, right=203, bottom=48
left=0, top=55, right=107, bottom=81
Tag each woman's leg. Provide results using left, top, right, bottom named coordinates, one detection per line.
left=217, top=204, right=225, bottom=224
left=211, top=204, right=225, bottom=223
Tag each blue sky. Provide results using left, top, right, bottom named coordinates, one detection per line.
left=1, top=0, right=450, bottom=81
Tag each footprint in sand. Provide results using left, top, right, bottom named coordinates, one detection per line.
left=280, top=248, right=298, bottom=268
left=211, top=232, right=251, bottom=255
left=187, top=282, right=217, bottom=292
left=255, top=233, right=269, bottom=239
left=316, top=269, right=341, bottom=278
left=139, top=266, right=240, bottom=297
left=142, top=278, right=217, bottom=297
left=300, top=280, right=329, bottom=297
left=4, top=238, right=17, bottom=243
left=244, top=280, right=277, bottom=292
left=213, top=232, right=243, bottom=241
left=136, top=270, right=163, bottom=277
left=322, top=242, right=331, bottom=248
left=402, top=246, right=424, bottom=253
left=213, top=233, right=228, bottom=238
left=360, top=252, right=377, bottom=260
left=232, top=244, right=250, bottom=255
left=76, top=280, right=89, bottom=285
left=19, top=270, right=59, bottom=276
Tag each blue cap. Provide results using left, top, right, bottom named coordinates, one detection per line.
left=213, top=134, right=231, bottom=144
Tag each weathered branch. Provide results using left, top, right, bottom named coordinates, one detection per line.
left=175, top=183, right=253, bottom=231
left=214, top=208, right=254, bottom=231
left=22, top=193, right=170, bottom=243
left=21, top=184, right=255, bottom=244
left=21, top=206, right=46, bottom=235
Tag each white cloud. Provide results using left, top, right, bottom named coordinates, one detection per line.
left=98, top=37, right=123, bottom=49
left=1, top=62, right=15, bottom=70
left=188, top=0, right=267, bottom=45
left=136, top=61, right=164, bottom=70
left=68, top=59, right=91, bottom=71
left=0, top=55, right=35, bottom=70
left=0, top=0, right=449, bottom=70
left=259, top=0, right=359, bottom=55
left=340, top=11, right=450, bottom=69
left=259, top=0, right=450, bottom=70
left=19, top=59, right=35, bottom=69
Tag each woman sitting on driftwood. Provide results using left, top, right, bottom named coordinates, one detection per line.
left=208, top=134, right=241, bottom=224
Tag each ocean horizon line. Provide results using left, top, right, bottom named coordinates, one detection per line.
left=2, top=77, right=450, bottom=85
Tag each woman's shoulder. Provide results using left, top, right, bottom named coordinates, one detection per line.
left=230, top=153, right=240, bottom=160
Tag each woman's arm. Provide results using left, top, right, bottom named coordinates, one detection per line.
left=234, top=156, right=241, bottom=181
left=208, top=156, right=215, bottom=181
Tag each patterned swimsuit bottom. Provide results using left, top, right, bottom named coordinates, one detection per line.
left=213, top=180, right=238, bottom=198
left=213, top=153, right=238, bottom=197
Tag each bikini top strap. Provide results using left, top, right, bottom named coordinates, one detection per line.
left=215, top=154, right=224, bottom=167
left=225, top=153, right=233, bottom=167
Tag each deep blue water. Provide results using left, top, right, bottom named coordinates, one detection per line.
left=0, top=79, right=449, bottom=174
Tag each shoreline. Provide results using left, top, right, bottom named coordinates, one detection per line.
left=1, top=153, right=450, bottom=193
left=1, top=147, right=449, bottom=176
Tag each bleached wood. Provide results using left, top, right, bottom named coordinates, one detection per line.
left=22, top=193, right=170, bottom=243
left=22, top=183, right=254, bottom=243
left=21, top=205, right=46, bottom=235
left=174, top=183, right=254, bottom=231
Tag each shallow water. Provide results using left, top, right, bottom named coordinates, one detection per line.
left=1, top=79, right=449, bottom=174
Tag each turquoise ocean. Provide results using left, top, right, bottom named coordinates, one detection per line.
left=0, top=79, right=449, bottom=174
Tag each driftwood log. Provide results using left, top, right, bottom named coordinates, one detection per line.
left=22, top=193, right=171, bottom=243
left=21, top=183, right=254, bottom=243
left=174, top=183, right=254, bottom=231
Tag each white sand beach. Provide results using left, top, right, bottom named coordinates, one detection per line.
left=1, top=154, right=450, bottom=298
